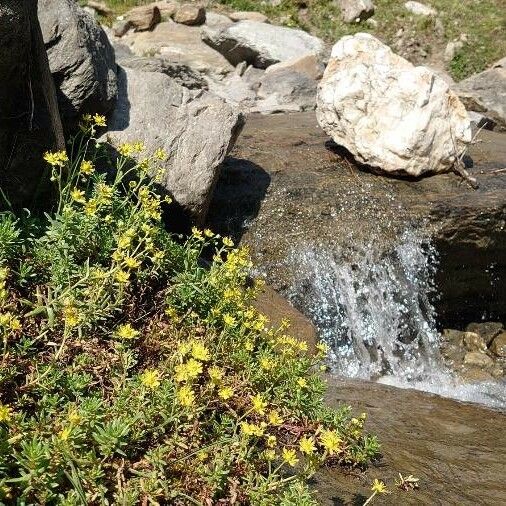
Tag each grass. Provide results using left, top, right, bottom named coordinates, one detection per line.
left=0, top=115, right=379, bottom=503
left=91, top=0, right=504, bottom=80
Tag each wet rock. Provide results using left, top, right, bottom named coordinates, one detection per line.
left=404, top=1, right=437, bottom=16
left=490, top=332, right=506, bottom=357
left=462, top=332, right=486, bottom=352
left=442, top=328, right=464, bottom=346
left=465, top=322, right=503, bottom=346
left=105, top=67, right=244, bottom=226
left=316, top=33, right=472, bottom=176
left=122, top=20, right=234, bottom=77
left=454, top=58, right=506, bottom=131
left=337, top=0, right=375, bottom=23
left=173, top=4, right=206, bottom=26
left=202, top=20, right=325, bottom=69
left=229, top=11, right=269, bottom=23
left=38, top=0, right=117, bottom=130
left=125, top=4, right=161, bottom=31
left=463, top=351, right=493, bottom=368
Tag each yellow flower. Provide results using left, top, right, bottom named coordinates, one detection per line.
left=96, top=183, right=114, bottom=203
left=204, top=229, right=214, bottom=238
left=59, top=427, right=72, bottom=441
left=316, top=342, right=329, bottom=355
left=299, top=437, right=316, bottom=455
left=9, top=318, right=21, bottom=332
left=264, top=449, right=276, bottom=461
left=177, top=385, right=195, bottom=407
left=116, top=323, right=140, bottom=340
left=43, top=150, right=68, bottom=167
left=266, top=435, right=277, bottom=448
left=174, top=358, right=203, bottom=383
left=319, top=430, right=341, bottom=455
left=0, top=404, right=12, bottom=423
left=140, top=369, right=161, bottom=389
left=371, top=479, right=388, bottom=494
left=191, top=227, right=203, bottom=240
left=297, top=378, right=308, bottom=389
left=118, top=143, right=135, bottom=157
left=93, top=114, right=107, bottom=127
left=208, top=366, right=224, bottom=384
left=68, top=410, right=82, bottom=425
left=191, top=342, right=210, bottom=362
left=154, top=148, right=167, bottom=161
left=218, top=386, right=234, bottom=400
left=71, top=189, right=86, bottom=204
left=63, top=305, right=79, bottom=327
left=80, top=160, right=95, bottom=175
left=251, top=394, right=267, bottom=415
left=268, top=410, right=283, bottom=427
left=244, top=340, right=254, bottom=352
left=124, top=256, right=141, bottom=270
left=115, top=270, right=130, bottom=284
left=281, top=448, right=299, bottom=467
left=240, top=422, right=264, bottom=437
left=84, top=198, right=98, bottom=216
left=223, top=237, right=234, bottom=248
left=223, top=314, right=236, bottom=327
left=260, top=357, right=274, bottom=371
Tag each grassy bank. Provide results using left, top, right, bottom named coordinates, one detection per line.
left=0, top=116, right=378, bottom=503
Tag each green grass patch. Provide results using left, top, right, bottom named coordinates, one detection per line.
left=0, top=115, right=378, bottom=503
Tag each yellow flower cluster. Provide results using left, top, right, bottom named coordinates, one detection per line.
left=116, top=323, right=139, bottom=340
left=43, top=150, right=68, bottom=167
left=140, top=369, right=161, bottom=389
left=0, top=403, right=12, bottom=423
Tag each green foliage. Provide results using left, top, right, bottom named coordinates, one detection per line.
left=0, top=115, right=378, bottom=503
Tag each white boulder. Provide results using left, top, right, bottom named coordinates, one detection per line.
left=316, top=33, right=472, bottom=177
left=404, top=1, right=436, bottom=17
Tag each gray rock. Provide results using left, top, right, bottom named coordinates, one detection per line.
left=404, top=1, right=436, bottom=16
left=229, top=11, right=269, bottom=23
left=122, top=20, right=234, bottom=77
left=206, top=74, right=257, bottom=110
left=490, top=332, right=506, bottom=357
left=38, top=0, right=117, bottom=130
left=205, top=11, right=233, bottom=27
left=202, top=20, right=325, bottom=69
left=173, top=4, right=206, bottom=26
left=468, top=111, right=497, bottom=131
left=444, top=40, right=463, bottom=63
left=106, top=67, right=244, bottom=225
left=0, top=0, right=65, bottom=207
left=242, top=65, right=265, bottom=91
left=465, top=322, right=504, bottom=346
left=117, top=55, right=208, bottom=89
left=337, top=0, right=375, bottom=23
left=255, top=55, right=323, bottom=113
left=113, top=19, right=132, bottom=37
left=454, top=59, right=506, bottom=131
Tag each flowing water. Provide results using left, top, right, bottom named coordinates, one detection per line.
left=286, top=230, right=506, bottom=409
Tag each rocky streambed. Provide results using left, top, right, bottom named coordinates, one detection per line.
left=207, top=111, right=506, bottom=404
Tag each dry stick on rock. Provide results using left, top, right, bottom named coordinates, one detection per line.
left=450, top=126, right=479, bottom=189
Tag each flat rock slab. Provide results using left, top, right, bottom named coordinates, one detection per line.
left=206, top=111, right=506, bottom=324
left=121, top=20, right=234, bottom=76
left=314, top=377, right=506, bottom=505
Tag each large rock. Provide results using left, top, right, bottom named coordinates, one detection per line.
left=337, top=0, right=375, bottom=23
left=0, top=0, right=65, bottom=208
left=254, top=55, right=324, bottom=113
left=122, top=20, right=234, bottom=77
left=316, top=33, right=472, bottom=176
left=38, top=0, right=117, bottom=130
left=173, top=4, right=206, bottom=26
left=105, top=67, right=244, bottom=226
left=125, top=4, right=161, bottom=31
left=202, top=20, right=325, bottom=69
left=454, top=58, right=506, bottom=131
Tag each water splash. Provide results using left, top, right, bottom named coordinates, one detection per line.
left=286, top=230, right=506, bottom=409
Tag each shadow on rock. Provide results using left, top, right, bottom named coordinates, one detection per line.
left=205, top=156, right=271, bottom=242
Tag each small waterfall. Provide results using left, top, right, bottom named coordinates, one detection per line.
left=286, top=230, right=506, bottom=408
left=287, top=230, right=441, bottom=381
